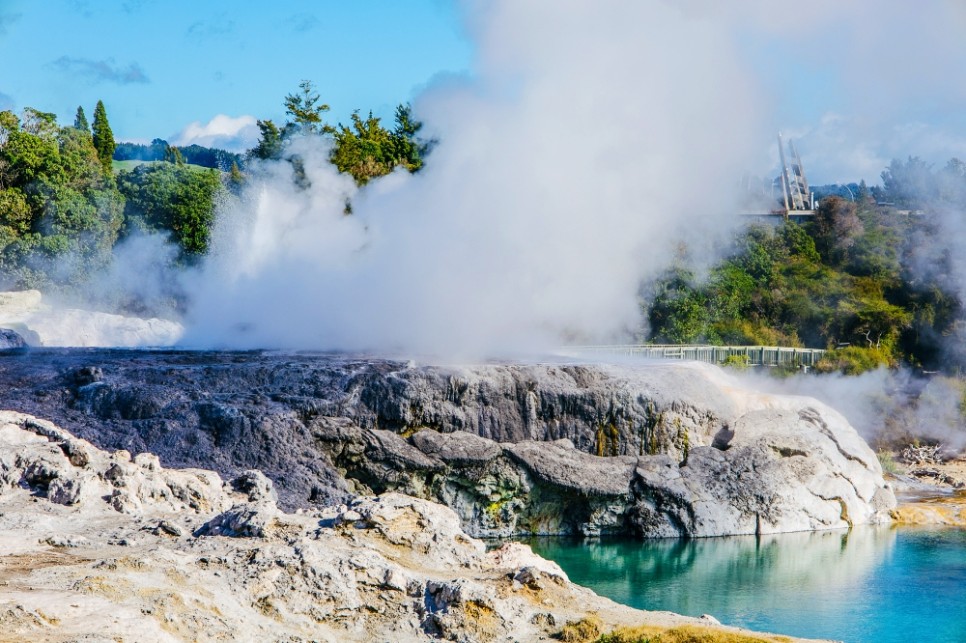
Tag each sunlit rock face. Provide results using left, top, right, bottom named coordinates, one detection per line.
left=0, top=352, right=894, bottom=537
left=0, top=411, right=719, bottom=642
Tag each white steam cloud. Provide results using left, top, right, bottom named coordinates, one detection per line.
left=739, top=368, right=966, bottom=452
left=65, top=0, right=966, bottom=361
left=180, top=1, right=764, bottom=355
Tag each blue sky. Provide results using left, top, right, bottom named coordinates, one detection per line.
left=2, top=0, right=966, bottom=184
left=0, top=0, right=471, bottom=150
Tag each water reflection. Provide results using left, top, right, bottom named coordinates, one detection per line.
left=527, top=527, right=966, bottom=642
left=529, top=527, right=894, bottom=620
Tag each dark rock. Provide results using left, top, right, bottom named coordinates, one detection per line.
left=0, top=328, right=28, bottom=351
left=230, top=470, right=278, bottom=503
left=154, top=520, right=184, bottom=537
left=196, top=502, right=277, bottom=538
left=72, top=366, right=103, bottom=387
left=506, top=440, right=635, bottom=497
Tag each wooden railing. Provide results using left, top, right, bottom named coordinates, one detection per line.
left=564, top=344, right=827, bottom=367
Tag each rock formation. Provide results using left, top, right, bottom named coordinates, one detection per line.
left=0, top=328, right=27, bottom=350
left=0, top=351, right=895, bottom=538
left=313, top=402, right=895, bottom=538
left=0, top=410, right=823, bottom=642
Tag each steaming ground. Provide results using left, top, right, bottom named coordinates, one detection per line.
left=174, top=1, right=763, bottom=356
left=6, top=2, right=966, bottom=448
left=36, top=0, right=962, bottom=359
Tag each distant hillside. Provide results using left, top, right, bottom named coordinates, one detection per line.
left=114, top=139, right=243, bottom=171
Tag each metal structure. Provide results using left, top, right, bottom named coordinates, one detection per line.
left=738, top=134, right=816, bottom=223
left=566, top=344, right=827, bottom=368
left=777, top=133, right=813, bottom=212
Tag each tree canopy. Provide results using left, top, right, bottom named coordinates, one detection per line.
left=248, top=81, right=432, bottom=186
left=0, top=106, right=124, bottom=289
left=91, top=100, right=115, bottom=174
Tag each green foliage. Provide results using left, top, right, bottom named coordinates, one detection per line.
left=331, top=110, right=395, bottom=185
left=91, top=100, right=115, bottom=174
left=876, top=450, right=901, bottom=475
left=722, top=354, right=750, bottom=369
left=389, top=103, right=430, bottom=171
left=813, top=196, right=862, bottom=265
left=250, top=119, right=283, bottom=161
left=247, top=83, right=431, bottom=188
left=814, top=346, right=894, bottom=375
left=330, top=104, right=430, bottom=185
left=163, top=144, right=185, bottom=165
left=21, top=108, right=59, bottom=138
left=3, top=127, right=62, bottom=184
left=228, top=161, right=245, bottom=193
left=117, top=163, right=223, bottom=255
left=0, top=188, right=31, bottom=235
left=647, top=266, right=710, bottom=344
left=0, top=108, right=125, bottom=288
left=283, top=80, right=334, bottom=136
left=644, top=201, right=959, bottom=371
left=73, top=106, right=89, bottom=133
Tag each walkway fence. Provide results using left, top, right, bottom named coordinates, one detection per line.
left=566, top=344, right=827, bottom=368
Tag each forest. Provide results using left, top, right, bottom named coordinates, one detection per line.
left=1, top=83, right=965, bottom=375
left=0, top=82, right=428, bottom=289
left=646, top=159, right=966, bottom=374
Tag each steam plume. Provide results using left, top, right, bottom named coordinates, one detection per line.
left=181, top=1, right=763, bottom=355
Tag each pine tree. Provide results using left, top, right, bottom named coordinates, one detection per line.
left=91, top=100, right=116, bottom=173
left=283, top=80, right=334, bottom=135
left=73, top=106, right=89, bottom=133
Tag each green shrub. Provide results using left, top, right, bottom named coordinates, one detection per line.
left=814, top=346, right=894, bottom=375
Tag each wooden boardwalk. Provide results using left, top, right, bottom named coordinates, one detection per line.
left=566, top=344, right=827, bottom=368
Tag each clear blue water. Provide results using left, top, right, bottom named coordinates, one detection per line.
left=527, top=526, right=966, bottom=643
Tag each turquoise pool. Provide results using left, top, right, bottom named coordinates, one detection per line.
left=527, top=526, right=966, bottom=643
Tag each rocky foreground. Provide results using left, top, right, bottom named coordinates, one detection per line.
left=0, top=411, right=826, bottom=642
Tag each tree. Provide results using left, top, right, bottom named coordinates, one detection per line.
left=228, top=161, right=244, bottom=193
left=117, top=163, right=223, bottom=255
left=250, top=119, right=283, bottom=161
left=21, top=108, right=58, bottom=138
left=73, top=106, right=89, bottom=133
left=332, top=111, right=394, bottom=185
left=881, top=156, right=936, bottom=207
left=57, top=125, right=105, bottom=191
left=388, top=103, right=430, bottom=172
left=937, top=158, right=966, bottom=207
left=813, top=196, right=862, bottom=265
left=163, top=144, right=184, bottom=165
left=91, top=100, right=115, bottom=174
left=0, top=188, right=32, bottom=235
left=283, top=80, right=334, bottom=136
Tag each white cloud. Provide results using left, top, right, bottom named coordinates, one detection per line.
left=171, top=114, right=259, bottom=152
